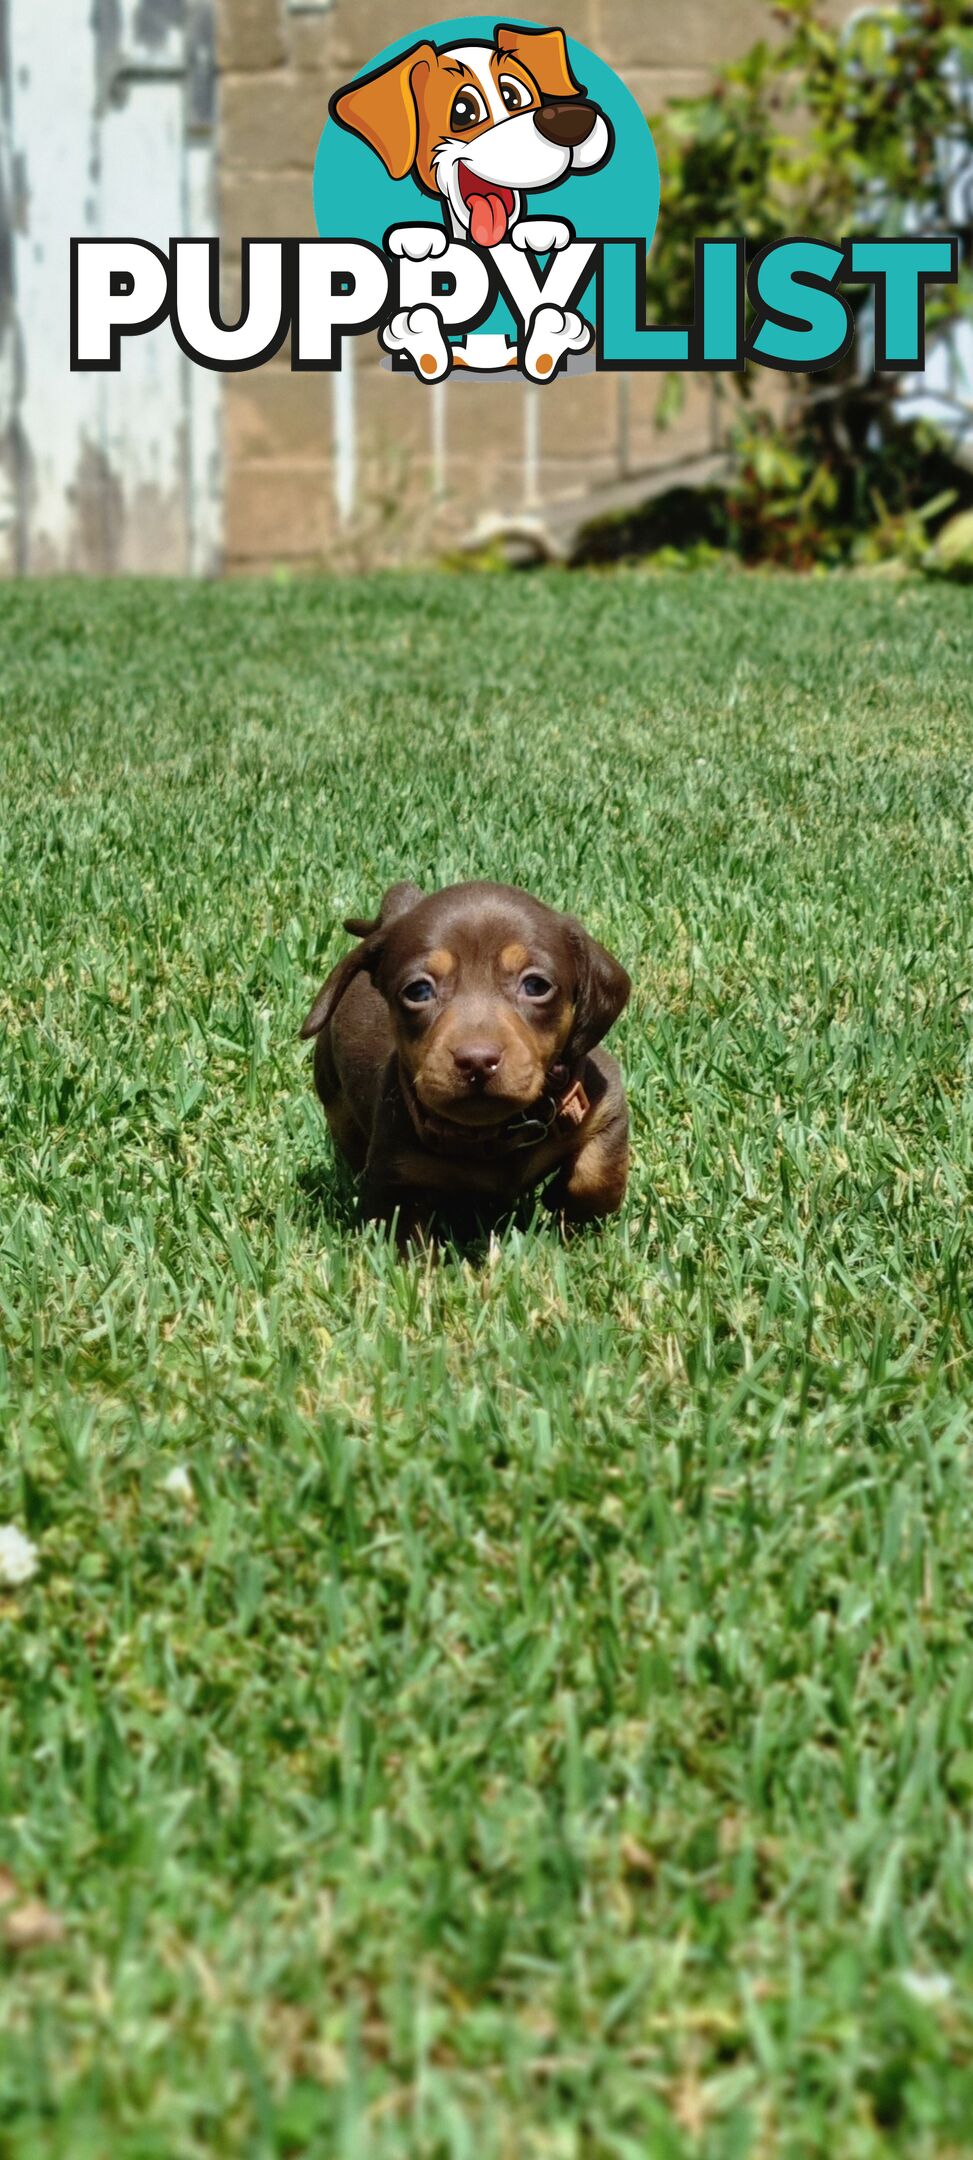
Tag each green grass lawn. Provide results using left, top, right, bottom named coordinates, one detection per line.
left=3, top=568, right=973, bottom=2157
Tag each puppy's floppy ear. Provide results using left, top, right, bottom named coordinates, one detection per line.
left=301, top=884, right=424, bottom=1038
left=300, top=932, right=384, bottom=1039
left=343, top=881, right=424, bottom=939
left=495, top=23, right=584, bottom=99
left=330, top=44, right=436, bottom=180
left=564, top=917, right=631, bottom=1057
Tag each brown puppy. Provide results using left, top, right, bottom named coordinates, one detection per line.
left=301, top=881, right=631, bottom=1238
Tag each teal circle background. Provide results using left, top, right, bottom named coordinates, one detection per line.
left=312, top=15, right=660, bottom=338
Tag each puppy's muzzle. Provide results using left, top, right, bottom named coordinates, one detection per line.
left=535, top=100, right=600, bottom=149
left=453, top=1043, right=503, bottom=1084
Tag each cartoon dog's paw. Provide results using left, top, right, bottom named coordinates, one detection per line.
left=381, top=305, right=451, bottom=381
left=523, top=305, right=592, bottom=381
left=386, top=225, right=449, bottom=261
left=510, top=218, right=575, bottom=254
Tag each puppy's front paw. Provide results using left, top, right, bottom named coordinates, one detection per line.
left=387, top=225, right=449, bottom=261
left=381, top=305, right=451, bottom=381
left=545, top=1123, right=630, bottom=1225
left=511, top=218, right=574, bottom=254
left=523, top=304, right=593, bottom=382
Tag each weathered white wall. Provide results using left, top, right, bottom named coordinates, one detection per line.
left=0, top=0, right=222, bottom=574
left=0, top=0, right=17, bottom=575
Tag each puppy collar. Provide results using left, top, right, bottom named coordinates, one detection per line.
left=503, top=1073, right=591, bottom=1152
left=402, top=1065, right=591, bottom=1156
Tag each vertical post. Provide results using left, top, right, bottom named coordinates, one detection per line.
left=430, top=376, right=447, bottom=502
left=333, top=339, right=357, bottom=526
left=523, top=382, right=540, bottom=510
left=617, top=374, right=630, bottom=479
left=185, top=0, right=222, bottom=575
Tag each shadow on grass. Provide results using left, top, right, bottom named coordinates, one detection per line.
left=295, top=1158, right=601, bottom=1266
left=294, top=1158, right=361, bottom=1238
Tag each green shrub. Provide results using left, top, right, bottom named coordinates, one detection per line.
left=646, top=0, right=973, bottom=566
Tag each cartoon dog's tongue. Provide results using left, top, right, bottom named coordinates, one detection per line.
left=470, top=190, right=509, bottom=248
left=459, top=167, right=515, bottom=250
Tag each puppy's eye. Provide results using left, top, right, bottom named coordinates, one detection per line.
left=401, top=977, right=437, bottom=1008
left=521, top=973, right=555, bottom=1000
left=450, top=87, right=488, bottom=130
left=498, top=74, right=533, bottom=114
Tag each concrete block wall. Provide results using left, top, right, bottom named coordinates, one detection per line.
left=217, top=0, right=849, bottom=571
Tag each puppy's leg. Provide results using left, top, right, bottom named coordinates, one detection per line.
left=381, top=305, right=451, bottom=382
left=546, top=1107, right=630, bottom=1224
left=360, top=1170, right=436, bottom=1252
left=523, top=304, right=592, bottom=383
left=510, top=219, right=574, bottom=254
left=314, top=1031, right=368, bottom=1174
left=387, top=226, right=449, bottom=263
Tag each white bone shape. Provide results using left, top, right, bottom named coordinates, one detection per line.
left=523, top=304, right=593, bottom=382
left=387, top=225, right=449, bottom=261
left=510, top=218, right=574, bottom=254
left=381, top=305, right=451, bottom=382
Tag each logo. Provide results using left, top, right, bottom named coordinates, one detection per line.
left=317, top=17, right=626, bottom=380
left=71, top=16, right=958, bottom=384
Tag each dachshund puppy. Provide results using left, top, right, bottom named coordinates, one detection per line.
left=301, top=881, right=631, bottom=1238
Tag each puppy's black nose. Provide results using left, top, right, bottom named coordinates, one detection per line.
left=453, top=1044, right=503, bottom=1082
left=535, top=100, right=598, bottom=149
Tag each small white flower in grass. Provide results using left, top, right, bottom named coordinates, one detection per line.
left=162, top=1465, right=194, bottom=1506
left=900, top=1971, right=953, bottom=2006
left=0, top=1526, right=39, bottom=1588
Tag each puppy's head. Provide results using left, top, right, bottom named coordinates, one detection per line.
left=302, top=882, right=630, bottom=1129
left=330, top=24, right=612, bottom=249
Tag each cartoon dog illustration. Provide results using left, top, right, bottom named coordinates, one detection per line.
left=330, top=23, right=612, bottom=380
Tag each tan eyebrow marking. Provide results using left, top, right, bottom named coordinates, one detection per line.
left=501, top=942, right=529, bottom=972
left=427, top=948, right=456, bottom=975
left=490, top=54, right=537, bottom=92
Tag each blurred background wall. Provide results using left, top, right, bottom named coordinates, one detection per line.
left=0, top=0, right=858, bottom=576
left=0, top=0, right=221, bottom=575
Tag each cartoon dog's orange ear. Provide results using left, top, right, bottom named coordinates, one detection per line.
left=330, top=43, right=436, bottom=180
left=495, top=23, right=584, bottom=100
